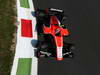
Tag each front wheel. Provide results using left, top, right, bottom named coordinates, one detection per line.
left=64, top=43, right=75, bottom=51
left=63, top=52, right=74, bottom=58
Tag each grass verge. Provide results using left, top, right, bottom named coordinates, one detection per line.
left=0, top=0, right=16, bottom=75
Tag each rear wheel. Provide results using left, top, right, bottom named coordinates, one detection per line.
left=60, top=15, right=71, bottom=29
left=35, top=9, right=46, bottom=17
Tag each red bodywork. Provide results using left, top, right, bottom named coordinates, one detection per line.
left=43, top=16, right=69, bottom=60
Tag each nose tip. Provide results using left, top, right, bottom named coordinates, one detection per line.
left=57, top=58, right=64, bottom=61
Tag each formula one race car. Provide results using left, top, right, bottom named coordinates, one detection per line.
left=34, top=8, right=75, bottom=61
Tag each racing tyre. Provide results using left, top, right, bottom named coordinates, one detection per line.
left=63, top=52, right=74, bottom=58
left=68, top=52, right=74, bottom=58
left=35, top=50, right=41, bottom=58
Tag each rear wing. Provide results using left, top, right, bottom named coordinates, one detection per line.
left=50, top=8, right=64, bottom=13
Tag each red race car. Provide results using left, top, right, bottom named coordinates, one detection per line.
left=34, top=8, right=75, bottom=61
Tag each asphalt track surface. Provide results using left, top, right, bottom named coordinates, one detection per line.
left=33, top=0, right=100, bottom=75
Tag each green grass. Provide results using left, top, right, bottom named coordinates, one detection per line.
left=0, top=0, right=16, bottom=75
